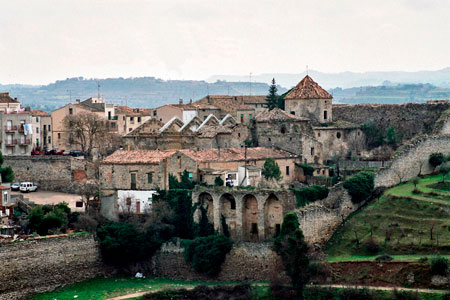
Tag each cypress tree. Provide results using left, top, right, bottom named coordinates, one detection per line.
left=266, top=78, right=279, bottom=110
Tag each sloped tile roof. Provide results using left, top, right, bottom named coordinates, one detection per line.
left=116, top=106, right=153, bottom=116
left=179, top=147, right=297, bottom=162
left=254, top=108, right=310, bottom=122
left=102, top=150, right=177, bottom=164
left=0, top=92, right=19, bottom=104
left=31, top=110, right=50, bottom=117
left=285, top=75, right=332, bottom=100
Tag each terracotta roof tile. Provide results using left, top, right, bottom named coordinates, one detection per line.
left=179, top=147, right=297, bottom=162
left=285, top=75, right=332, bottom=100
left=254, top=108, right=310, bottom=122
left=103, top=150, right=177, bottom=164
left=116, top=106, right=153, bottom=116
left=196, top=125, right=233, bottom=138
left=31, top=110, right=50, bottom=117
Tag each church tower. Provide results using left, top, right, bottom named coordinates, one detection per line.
left=284, top=75, right=333, bottom=124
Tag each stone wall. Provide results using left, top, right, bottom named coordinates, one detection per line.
left=151, top=240, right=285, bottom=281
left=333, top=102, right=450, bottom=140
left=0, top=234, right=106, bottom=300
left=375, top=135, right=450, bottom=188
left=295, top=183, right=360, bottom=245
left=3, top=156, right=88, bottom=192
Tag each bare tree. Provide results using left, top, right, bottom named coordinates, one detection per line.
left=77, top=182, right=99, bottom=213
left=63, top=112, right=110, bottom=160
left=417, top=159, right=426, bottom=177
left=393, top=168, right=407, bottom=184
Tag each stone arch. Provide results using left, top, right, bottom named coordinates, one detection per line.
left=198, top=192, right=214, bottom=224
left=219, top=193, right=237, bottom=238
left=280, top=125, right=287, bottom=134
left=242, top=194, right=259, bottom=241
left=264, top=193, right=283, bottom=239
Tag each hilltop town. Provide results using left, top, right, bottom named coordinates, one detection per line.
left=1, top=74, right=450, bottom=300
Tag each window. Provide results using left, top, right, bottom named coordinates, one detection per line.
left=188, top=172, right=193, bottom=180
left=110, top=122, right=116, bottom=128
left=147, top=172, right=153, bottom=183
left=108, top=111, right=111, bottom=120
left=153, top=111, right=157, bottom=116
left=76, top=201, right=83, bottom=208
left=129, top=128, right=132, bottom=132
left=35, top=117, right=39, bottom=122
left=280, top=126, right=286, bottom=134
left=130, top=117, right=134, bottom=121
left=311, top=147, right=315, bottom=156
left=336, top=132, right=341, bottom=139
left=48, top=125, right=51, bottom=131
left=36, top=138, right=39, bottom=145
left=251, top=223, right=258, bottom=234
left=286, top=166, right=290, bottom=176
left=238, top=133, right=241, bottom=137
left=58, top=133, right=61, bottom=139
left=290, top=111, right=295, bottom=115
left=126, top=197, right=132, bottom=206
left=138, top=117, right=141, bottom=122
left=240, top=114, right=244, bottom=122
left=43, top=125, right=46, bottom=131
left=324, top=110, right=328, bottom=120
left=36, top=127, right=39, bottom=134
left=123, top=116, right=125, bottom=121
left=48, top=136, right=51, bottom=143
left=318, top=132, right=321, bottom=137
left=69, top=108, right=73, bottom=115
left=268, top=138, right=271, bottom=142
left=275, top=224, right=281, bottom=237
left=3, top=193, right=8, bottom=204
left=249, top=114, right=252, bottom=120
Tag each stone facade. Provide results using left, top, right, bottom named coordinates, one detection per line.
left=313, top=125, right=365, bottom=159
left=375, top=135, right=450, bottom=188
left=0, top=234, right=105, bottom=300
left=285, top=98, right=332, bottom=124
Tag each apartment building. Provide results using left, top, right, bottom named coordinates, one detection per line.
left=31, top=110, right=52, bottom=150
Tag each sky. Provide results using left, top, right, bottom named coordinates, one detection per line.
left=1, top=0, right=450, bottom=85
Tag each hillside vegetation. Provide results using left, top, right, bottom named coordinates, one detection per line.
left=326, top=174, right=450, bottom=258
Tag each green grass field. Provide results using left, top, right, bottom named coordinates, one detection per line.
left=325, top=174, right=450, bottom=258
left=29, top=277, right=238, bottom=300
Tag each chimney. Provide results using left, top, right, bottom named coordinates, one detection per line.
left=179, top=98, right=183, bottom=104
left=76, top=99, right=80, bottom=104
left=189, top=99, right=192, bottom=104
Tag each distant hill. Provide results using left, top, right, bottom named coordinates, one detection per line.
left=0, top=77, right=286, bottom=112
left=331, top=83, right=450, bottom=104
left=208, top=68, right=450, bottom=89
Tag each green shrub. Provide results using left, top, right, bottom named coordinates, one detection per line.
left=343, top=171, right=375, bottom=204
left=362, top=237, right=380, bottom=255
left=184, top=234, right=233, bottom=276
left=27, top=203, right=71, bottom=235
left=429, top=152, right=445, bottom=169
left=293, top=185, right=329, bottom=207
left=214, top=176, right=224, bottom=187
left=431, top=256, right=449, bottom=276
left=298, top=163, right=314, bottom=176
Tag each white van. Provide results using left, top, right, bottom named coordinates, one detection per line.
left=20, top=182, right=38, bottom=193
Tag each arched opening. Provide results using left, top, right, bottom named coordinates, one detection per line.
left=280, top=126, right=287, bottom=134
left=219, top=193, right=237, bottom=239
left=264, top=194, right=283, bottom=239
left=198, top=192, right=214, bottom=224
left=336, top=132, right=342, bottom=139
left=242, top=194, right=259, bottom=241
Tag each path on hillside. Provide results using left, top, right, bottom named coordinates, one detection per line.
left=104, top=286, right=195, bottom=300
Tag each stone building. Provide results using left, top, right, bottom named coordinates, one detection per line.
left=115, top=106, right=153, bottom=135
left=284, top=75, right=333, bottom=124
left=0, top=92, right=21, bottom=113
left=31, top=110, right=52, bottom=151
left=197, top=95, right=256, bottom=124
left=155, top=100, right=221, bottom=124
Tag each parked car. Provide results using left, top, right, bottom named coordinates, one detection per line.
left=19, top=182, right=38, bottom=193
left=45, top=149, right=57, bottom=155
left=62, top=150, right=71, bottom=156
left=10, top=183, right=20, bottom=191
left=31, top=150, right=44, bottom=155
left=70, top=150, right=85, bottom=157
left=55, top=149, right=65, bottom=155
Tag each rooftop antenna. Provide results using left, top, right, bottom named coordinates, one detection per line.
left=207, top=83, right=209, bottom=95
left=97, top=81, right=101, bottom=100
left=249, top=72, right=252, bottom=96
left=306, top=65, right=309, bottom=76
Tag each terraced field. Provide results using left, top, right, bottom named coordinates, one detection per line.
left=325, top=174, right=450, bottom=258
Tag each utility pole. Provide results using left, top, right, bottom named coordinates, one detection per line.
left=249, top=72, right=252, bottom=95
left=97, top=81, right=101, bottom=100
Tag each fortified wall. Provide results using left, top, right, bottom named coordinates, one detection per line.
left=151, top=240, right=285, bottom=281
left=333, top=102, right=450, bottom=139
left=0, top=234, right=106, bottom=300
left=3, top=156, right=90, bottom=192
left=375, top=135, right=450, bottom=188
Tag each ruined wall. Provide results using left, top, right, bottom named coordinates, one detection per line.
left=313, top=127, right=365, bottom=159
left=0, top=234, right=106, bottom=300
left=295, top=183, right=360, bottom=245
left=3, top=156, right=87, bottom=192
left=151, top=240, right=285, bottom=281
left=333, top=102, right=450, bottom=140
left=375, top=135, right=450, bottom=188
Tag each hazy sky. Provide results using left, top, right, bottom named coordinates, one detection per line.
left=1, top=0, right=449, bottom=84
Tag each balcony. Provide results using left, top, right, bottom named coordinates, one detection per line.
left=4, top=125, right=17, bottom=132
left=5, top=139, right=18, bottom=146
left=19, top=139, right=31, bottom=146
left=18, top=125, right=24, bottom=133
